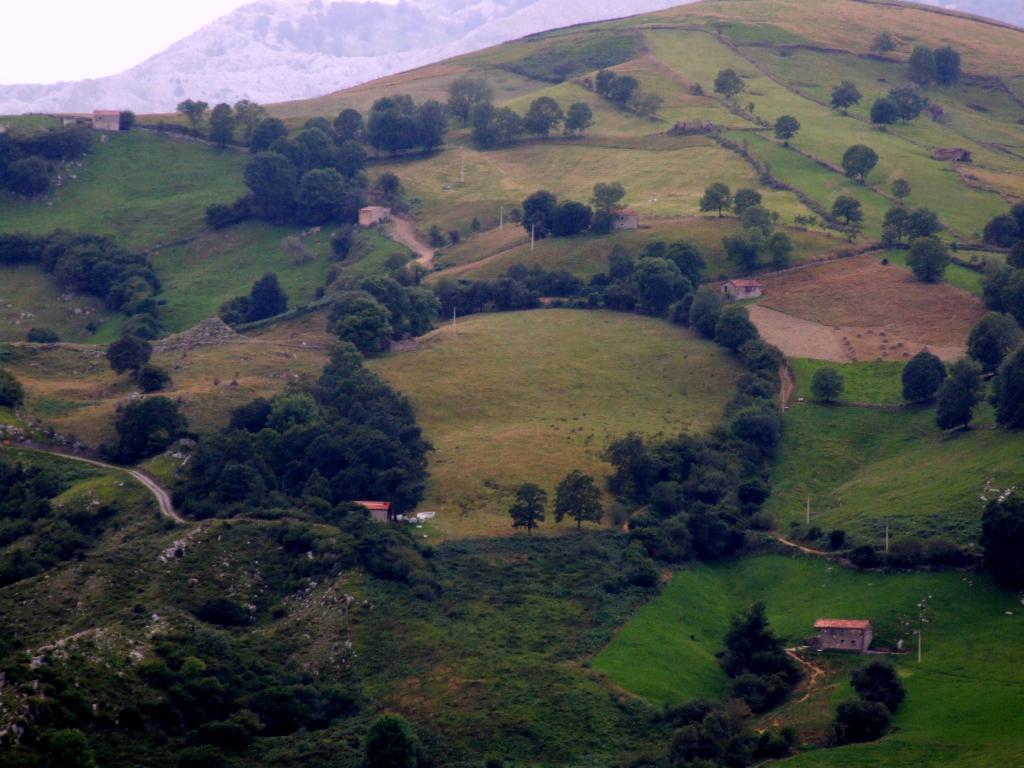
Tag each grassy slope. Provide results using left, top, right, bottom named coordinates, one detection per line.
left=0, top=132, right=246, bottom=250
left=766, top=399, right=1024, bottom=545
left=435, top=216, right=843, bottom=282
left=593, top=555, right=1024, bottom=767
left=368, top=309, right=742, bottom=537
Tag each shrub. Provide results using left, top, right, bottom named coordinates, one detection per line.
left=831, top=700, right=891, bottom=744
left=0, top=368, right=25, bottom=408
left=981, top=495, right=1024, bottom=589
left=828, top=529, right=847, bottom=550
left=196, top=598, right=251, bottom=627
left=849, top=544, right=879, bottom=568
left=137, top=364, right=172, bottom=393
left=364, top=714, right=419, bottom=768
left=25, top=327, right=59, bottom=343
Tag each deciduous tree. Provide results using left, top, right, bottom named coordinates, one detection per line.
left=811, top=367, right=844, bottom=402
left=714, top=69, right=744, bottom=99
left=936, top=358, right=982, bottom=430
left=842, top=145, right=879, bottom=183
left=831, top=80, right=862, bottom=113
left=906, top=237, right=949, bottom=283
left=902, top=349, right=946, bottom=402
left=700, top=183, right=732, bottom=217
left=773, top=115, right=800, bottom=145
left=509, top=483, right=547, bottom=534
left=554, top=470, right=603, bottom=529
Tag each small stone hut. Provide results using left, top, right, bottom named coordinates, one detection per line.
left=359, top=206, right=391, bottom=227
left=721, top=278, right=763, bottom=300
left=813, top=619, right=873, bottom=652
left=614, top=210, right=640, bottom=230
left=92, top=110, right=121, bottom=132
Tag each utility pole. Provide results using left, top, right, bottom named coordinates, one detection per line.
left=531, top=222, right=535, bottom=252
left=885, top=525, right=890, bottom=553
left=805, top=495, right=810, bottom=525
left=460, top=152, right=465, bottom=184
left=452, top=307, right=457, bottom=335
left=917, top=629, right=922, bottom=663
left=500, top=205, right=504, bottom=231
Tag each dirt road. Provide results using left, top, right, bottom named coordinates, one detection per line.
left=387, top=216, right=435, bottom=268
left=7, top=446, right=184, bottom=524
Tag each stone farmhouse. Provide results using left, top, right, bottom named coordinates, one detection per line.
left=813, top=618, right=873, bottom=652
left=614, top=210, right=640, bottom=230
left=721, top=278, right=763, bottom=300
left=359, top=206, right=392, bottom=227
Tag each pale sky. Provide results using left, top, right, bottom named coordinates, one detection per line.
left=0, top=0, right=391, bottom=85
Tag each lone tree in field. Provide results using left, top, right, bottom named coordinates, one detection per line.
left=871, top=31, right=896, bottom=53
left=832, top=195, right=864, bottom=226
left=870, top=97, right=899, bottom=127
left=700, top=183, right=732, bottom=217
left=909, top=46, right=937, bottom=85
left=564, top=102, right=594, bottom=136
left=851, top=661, right=906, bottom=713
left=811, top=367, right=844, bottom=403
left=902, top=349, right=946, bottom=402
left=176, top=99, right=209, bottom=132
left=591, top=182, right=626, bottom=213
left=842, top=144, right=879, bottom=184
left=773, top=115, right=801, bottom=146
left=831, top=81, right=862, bottom=113
left=733, top=188, right=762, bottom=215
left=554, top=470, right=603, bottom=529
left=968, top=313, right=1022, bottom=374
left=0, top=368, right=24, bottom=408
left=992, top=346, right=1024, bottom=428
left=714, top=69, right=744, bottom=99
left=509, top=483, right=547, bottom=534
left=935, top=46, right=962, bottom=85
left=248, top=273, right=288, bottom=321
left=524, top=96, right=564, bottom=136
left=107, top=335, right=152, bottom=376
left=447, top=76, right=492, bottom=124
left=906, top=237, right=950, bottom=283
left=209, top=102, right=235, bottom=147
left=891, top=178, right=911, bottom=199
left=936, top=358, right=983, bottom=430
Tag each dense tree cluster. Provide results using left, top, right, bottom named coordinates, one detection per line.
left=108, top=396, right=189, bottom=464
left=665, top=698, right=796, bottom=767
left=0, top=460, right=121, bottom=586
left=176, top=342, right=430, bottom=520
left=327, top=275, right=439, bottom=355
left=0, top=231, right=162, bottom=331
left=871, top=86, right=928, bottom=126
left=0, top=125, right=92, bottom=197
left=981, top=493, right=1024, bottom=588
left=881, top=205, right=942, bottom=246
left=831, top=661, right=905, bottom=745
left=908, top=44, right=961, bottom=86
left=595, top=69, right=663, bottom=117
left=720, top=602, right=800, bottom=712
left=470, top=95, right=594, bottom=149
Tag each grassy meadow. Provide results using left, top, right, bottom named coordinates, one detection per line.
left=0, top=131, right=247, bottom=250
left=592, top=554, right=1024, bottom=766
left=368, top=309, right=742, bottom=537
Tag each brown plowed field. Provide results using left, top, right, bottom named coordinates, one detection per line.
left=749, top=256, right=985, bottom=363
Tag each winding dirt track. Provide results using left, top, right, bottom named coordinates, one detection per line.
left=8, top=446, right=183, bottom=524
left=387, top=216, right=436, bottom=268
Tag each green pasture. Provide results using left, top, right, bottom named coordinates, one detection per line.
left=766, top=401, right=1024, bottom=544
left=0, top=264, right=110, bottom=343
left=593, top=555, right=1024, bottom=766
left=0, top=131, right=247, bottom=250
left=368, top=309, right=741, bottom=537
left=789, top=358, right=905, bottom=405
left=646, top=29, right=1008, bottom=239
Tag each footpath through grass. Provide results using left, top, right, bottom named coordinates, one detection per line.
left=593, top=555, right=1024, bottom=767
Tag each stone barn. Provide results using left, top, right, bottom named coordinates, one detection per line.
left=614, top=210, right=640, bottom=230
left=813, top=619, right=873, bottom=652
left=721, top=279, right=763, bottom=300
left=92, top=110, right=121, bottom=132
left=359, top=206, right=391, bottom=227
left=931, top=147, right=972, bottom=163
left=355, top=500, right=391, bottom=522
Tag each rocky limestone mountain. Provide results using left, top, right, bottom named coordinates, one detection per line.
left=0, top=0, right=685, bottom=115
